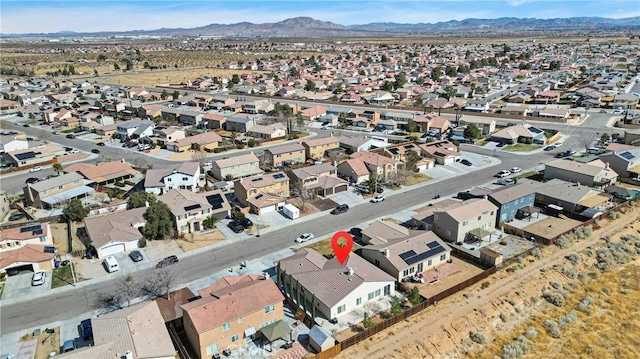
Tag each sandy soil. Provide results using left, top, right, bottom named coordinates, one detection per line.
left=19, top=327, right=60, bottom=359
left=101, top=68, right=265, bottom=87
left=336, top=203, right=640, bottom=359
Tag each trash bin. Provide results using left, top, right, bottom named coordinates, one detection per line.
left=54, top=261, right=60, bottom=268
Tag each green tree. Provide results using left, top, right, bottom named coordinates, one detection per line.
left=247, top=138, right=258, bottom=147
left=171, top=91, right=180, bottom=101
left=304, top=79, right=316, bottom=91
left=404, top=150, right=421, bottom=172
left=63, top=198, right=88, bottom=222
left=405, top=119, right=417, bottom=133
left=362, top=312, right=374, bottom=328
left=97, top=54, right=107, bottom=61
left=143, top=201, right=173, bottom=240
left=160, top=90, right=168, bottom=100
left=128, top=191, right=156, bottom=209
left=231, top=74, right=241, bottom=84
left=289, top=68, right=300, bottom=79
left=381, top=54, right=389, bottom=63
left=113, top=63, right=120, bottom=71
left=52, top=163, right=63, bottom=175
left=394, top=73, right=407, bottom=89
left=390, top=296, right=403, bottom=314
left=202, top=214, right=219, bottom=229
left=143, top=62, right=150, bottom=69
left=382, top=81, right=393, bottom=92
left=445, top=86, right=457, bottom=100
left=408, top=287, right=421, bottom=305
left=463, top=123, right=482, bottom=140
left=431, top=67, right=441, bottom=81
left=600, top=133, right=610, bottom=142
left=416, top=77, right=425, bottom=85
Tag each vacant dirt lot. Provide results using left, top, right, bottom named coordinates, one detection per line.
left=101, top=68, right=265, bottom=87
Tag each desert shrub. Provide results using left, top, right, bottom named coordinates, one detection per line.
left=558, top=311, right=578, bottom=329
left=500, top=313, right=508, bottom=322
left=578, top=296, right=595, bottom=313
left=531, top=247, right=541, bottom=258
left=543, top=319, right=562, bottom=338
left=525, top=327, right=538, bottom=338
left=542, top=291, right=566, bottom=307
left=574, top=226, right=592, bottom=240
left=608, top=211, right=621, bottom=219
left=463, top=292, right=470, bottom=299
left=550, top=281, right=561, bottom=290
left=562, top=267, right=576, bottom=278
left=478, top=308, right=486, bottom=315
left=602, top=287, right=611, bottom=295
left=578, top=273, right=588, bottom=281
left=565, top=253, right=581, bottom=266
left=501, top=335, right=533, bottom=359
left=507, top=299, right=516, bottom=306
left=469, top=331, right=487, bottom=344
left=516, top=256, right=524, bottom=264
left=555, top=235, right=570, bottom=249
left=481, top=281, right=491, bottom=289
left=531, top=296, right=539, bottom=304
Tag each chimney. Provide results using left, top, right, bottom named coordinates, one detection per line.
left=261, top=272, right=268, bottom=280
left=576, top=181, right=580, bottom=187
left=384, top=248, right=390, bottom=258
left=347, top=267, right=354, bottom=276
left=605, top=162, right=610, bottom=170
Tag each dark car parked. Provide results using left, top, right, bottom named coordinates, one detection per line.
left=26, top=177, right=39, bottom=184
left=457, top=191, right=483, bottom=200
left=8, top=213, right=26, bottom=221
left=96, top=142, right=106, bottom=146
left=81, top=319, right=93, bottom=340
left=349, top=227, right=363, bottom=237
left=129, top=250, right=143, bottom=262
left=91, top=149, right=100, bottom=154
left=156, top=255, right=178, bottom=268
left=460, top=159, right=473, bottom=166
left=227, top=220, right=245, bottom=233
left=240, top=217, right=253, bottom=228
left=330, top=204, right=349, bottom=215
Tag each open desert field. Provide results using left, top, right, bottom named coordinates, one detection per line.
left=101, top=68, right=266, bottom=87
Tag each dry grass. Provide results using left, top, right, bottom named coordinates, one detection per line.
left=405, top=173, right=432, bottom=186
left=20, top=327, right=61, bottom=359
left=302, top=236, right=360, bottom=257
left=101, top=68, right=266, bottom=87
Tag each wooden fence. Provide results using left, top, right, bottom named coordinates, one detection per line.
left=310, top=343, right=342, bottom=359
left=167, top=321, right=192, bottom=359
left=425, top=266, right=497, bottom=306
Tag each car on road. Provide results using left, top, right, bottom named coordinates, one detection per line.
left=496, top=142, right=506, bottom=148
left=240, top=217, right=253, bottom=228
left=370, top=195, right=385, bottom=203
left=96, top=142, right=106, bottom=146
left=31, top=271, right=46, bottom=286
left=567, top=149, right=576, bottom=155
left=599, top=109, right=608, bottom=113
left=227, top=220, right=245, bottom=233
left=495, top=170, right=511, bottom=178
left=460, top=159, right=473, bottom=166
left=553, top=141, right=563, bottom=147
left=555, top=152, right=567, bottom=158
left=26, top=177, right=39, bottom=184
left=81, top=319, right=93, bottom=340
left=22, top=123, right=30, bottom=127
left=330, top=204, right=349, bottom=214
left=52, top=131, right=59, bottom=135
left=511, top=167, right=522, bottom=173
left=295, top=232, right=314, bottom=244
left=544, top=145, right=556, bottom=151
left=91, top=149, right=100, bottom=154
left=29, top=166, right=43, bottom=173
left=66, top=133, right=77, bottom=139
left=129, top=250, right=143, bottom=262
left=497, top=178, right=515, bottom=186
left=156, top=255, right=179, bottom=268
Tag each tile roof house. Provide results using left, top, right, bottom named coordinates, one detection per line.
left=432, top=198, right=498, bottom=244
left=210, top=152, right=263, bottom=181
left=182, top=275, right=284, bottom=359
left=158, top=189, right=231, bottom=235
left=23, top=172, right=97, bottom=209
left=600, top=148, right=640, bottom=180
left=245, top=123, right=287, bottom=140
left=300, top=135, right=340, bottom=160
left=361, top=219, right=411, bottom=245
left=418, top=141, right=461, bottom=165
left=486, top=183, right=536, bottom=225
left=299, top=106, right=327, bottom=121
left=288, top=163, right=348, bottom=196
left=359, top=231, right=452, bottom=282
left=166, top=131, right=221, bottom=153
left=264, top=143, right=306, bottom=169
left=544, top=159, right=619, bottom=188
left=233, top=172, right=290, bottom=214
left=336, top=136, right=390, bottom=154
left=489, top=123, right=546, bottom=144
left=336, top=158, right=371, bottom=184
left=0, top=223, right=55, bottom=274
left=144, top=162, right=200, bottom=195
left=349, top=151, right=399, bottom=181
left=116, top=120, right=154, bottom=140
left=64, top=161, right=139, bottom=187
left=277, top=249, right=395, bottom=320
left=60, top=301, right=176, bottom=359
left=84, top=207, right=146, bottom=258
left=522, top=178, right=613, bottom=214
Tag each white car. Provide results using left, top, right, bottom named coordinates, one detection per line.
left=295, top=233, right=314, bottom=244
left=370, top=196, right=385, bottom=203
left=554, top=141, right=563, bottom=147
left=31, top=271, right=46, bottom=286
left=497, top=178, right=515, bottom=186
left=29, top=166, right=43, bottom=173
left=496, top=170, right=511, bottom=178
left=511, top=167, right=522, bottom=174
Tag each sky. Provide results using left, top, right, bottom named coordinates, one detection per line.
left=1, top=0, right=639, bottom=34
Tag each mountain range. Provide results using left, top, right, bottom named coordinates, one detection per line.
left=5, top=16, right=640, bottom=38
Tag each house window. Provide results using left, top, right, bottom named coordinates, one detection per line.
left=462, top=221, right=468, bottom=226
left=491, top=211, right=494, bottom=215
left=440, top=254, right=447, bottom=261
left=337, top=304, right=346, bottom=314
left=58, top=185, right=63, bottom=189
left=384, top=285, right=391, bottom=295
left=356, top=297, right=362, bottom=306
left=265, top=304, right=275, bottom=313
left=222, top=322, right=230, bottom=331
left=237, top=317, right=242, bottom=324
left=375, top=289, right=381, bottom=297
left=206, top=344, right=218, bottom=356
left=39, top=237, right=46, bottom=242
left=428, top=259, right=432, bottom=266
left=167, top=178, right=172, bottom=182
left=368, top=292, right=375, bottom=300
left=231, top=334, right=239, bottom=343
left=203, top=209, right=210, bottom=214
left=182, top=177, right=188, bottom=181
left=477, top=216, right=481, bottom=221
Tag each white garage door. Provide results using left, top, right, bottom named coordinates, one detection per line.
left=101, top=243, right=125, bottom=257
left=260, top=204, right=277, bottom=214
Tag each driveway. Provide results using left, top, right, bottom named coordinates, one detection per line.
left=2, top=271, right=50, bottom=300
left=74, top=249, right=151, bottom=280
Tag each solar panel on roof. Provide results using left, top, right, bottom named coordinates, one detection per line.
left=20, top=224, right=41, bottom=233
left=426, top=241, right=440, bottom=249
left=398, top=250, right=417, bottom=261
left=251, top=178, right=263, bottom=182
left=15, top=152, right=38, bottom=160
left=184, top=204, right=201, bottom=212
left=273, top=173, right=285, bottom=179
left=255, top=194, right=263, bottom=199
left=403, top=246, right=446, bottom=265
left=620, top=151, right=635, bottom=160
left=529, top=127, right=543, bottom=134
left=44, top=246, right=56, bottom=254
left=32, top=229, right=43, bottom=235
left=206, top=194, right=224, bottom=210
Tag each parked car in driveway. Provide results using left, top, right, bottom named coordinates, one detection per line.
left=330, top=204, right=349, bottom=214
left=295, top=232, right=314, bottom=244
left=240, top=217, right=253, bottom=228
left=31, top=271, right=46, bottom=286
left=96, top=142, right=106, bottom=146
left=497, top=178, right=515, bottom=186
left=349, top=227, right=362, bottom=237
left=511, top=167, right=522, bottom=173
left=81, top=319, right=93, bottom=340
left=370, top=196, right=385, bottom=203
left=26, top=177, right=39, bottom=184
left=495, top=170, right=511, bottom=178
left=460, top=159, right=473, bottom=166
left=29, top=166, right=43, bottom=173
left=227, top=220, right=245, bottom=233
left=129, top=250, right=143, bottom=262
left=156, top=255, right=179, bottom=268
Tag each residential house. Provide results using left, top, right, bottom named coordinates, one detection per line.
left=533, top=108, right=570, bottom=119
left=210, top=153, right=263, bottom=181
left=116, top=120, right=154, bottom=140
left=200, top=113, right=226, bottom=130
left=337, top=158, right=371, bottom=184
left=178, top=111, right=204, bottom=126
left=523, top=178, right=613, bottom=214
left=3, top=143, right=65, bottom=168
left=301, top=135, right=340, bottom=160
left=359, top=231, right=452, bottom=282
left=60, top=301, right=176, bottom=359
left=149, top=127, right=186, bottom=146
left=166, top=131, right=221, bottom=153
left=464, top=99, right=490, bottom=112
left=432, top=198, right=498, bottom=244
left=0, top=191, right=8, bottom=222
left=299, top=106, right=327, bottom=121
left=418, top=141, right=461, bottom=165
left=0, top=223, right=56, bottom=274
left=544, top=159, right=619, bottom=188
left=337, top=136, right=390, bottom=154
left=84, top=207, right=146, bottom=258
left=210, top=95, right=236, bottom=110
left=500, top=105, right=531, bottom=117
left=458, top=115, right=497, bottom=135
left=264, top=143, right=306, bottom=168
left=613, top=93, right=639, bottom=109
left=364, top=91, right=395, bottom=106
left=243, top=99, right=273, bottom=114
left=288, top=163, right=348, bottom=196
left=489, top=123, right=546, bottom=144
left=486, top=183, right=536, bottom=224
left=245, top=123, right=287, bottom=140
left=24, top=172, right=96, bottom=209
left=534, top=90, right=561, bottom=104
left=600, top=149, right=640, bottom=180
left=372, top=142, right=434, bottom=171
left=182, top=275, right=284, bottom=359
left=349, top=151, right=399, bottom=181
left=0, top=135, right=28, bottom=153
left=225, top=117, right=255, bottom=133
left=361, top=219, right=411, bottom=245
left=159, top=189, right=231, bottom=234
left=277, top=249, right=395, bottom=320
left=64, top=161, right=139, bottom=187
left=426, top=114, right=451, bottom=135
left=144, top=162, right=200, bottom=195
left=234, top=172, right=290, bottom=214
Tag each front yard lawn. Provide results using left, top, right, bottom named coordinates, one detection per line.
left=302, top=237, right=360, bottom=257
left=405, top=173, right=432, bottom=186
left=502, top=143, right=541, bottom=152
left=51, top=263, right=78, bottom=288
